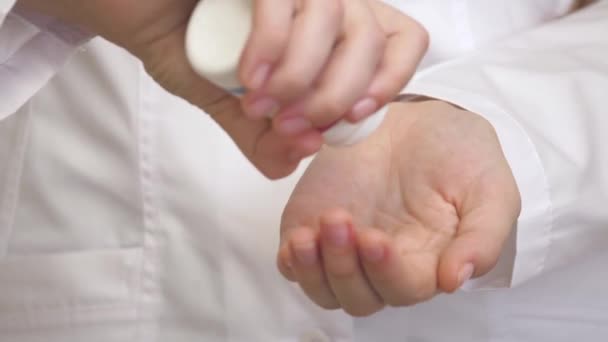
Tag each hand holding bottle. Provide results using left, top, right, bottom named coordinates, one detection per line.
left=187, top=0, right=429, bottom=144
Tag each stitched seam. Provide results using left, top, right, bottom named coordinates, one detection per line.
left=134, top=65, right=161, bottom=342
left=0, top=106, right=30, bottom=258
left=0, top=303, right=136, bottom=332
left=134, top=64, right=146, bottom=342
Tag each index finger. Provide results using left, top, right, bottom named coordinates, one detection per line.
left=239, top=0, right=296, bottom=90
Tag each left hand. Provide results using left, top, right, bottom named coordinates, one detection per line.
left=277, top=100, right=521, bottom=316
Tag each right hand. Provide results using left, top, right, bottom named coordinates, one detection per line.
left=278, top=101, right=521, bottom=316
left=240, top=0, right=429, bottom=137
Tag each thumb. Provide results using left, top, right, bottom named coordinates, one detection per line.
left=207, top=95, right=323, bottom=179
left=135, top=25, right=323, bottom=180
left=437, top=178, right=520, bottom=293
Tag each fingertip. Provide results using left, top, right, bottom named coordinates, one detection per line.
left=437, top=237, right=479, bottom=293
left=285, top=130, right=324, bottom=163
left=238, top=55, right=270, bottom=91
left=297, top=131, right=324, bottom=153
left=357, top=229, right=388, bottom=264
left=246, top=63, right=272, bottom=90
left=438, top=224, right=506, bottom=292
left=345, top=111, right=371, bottom=123
left=438, top=259, right=477, bottom=294
left=257, top=159, right=299, bottom=180
left=288, top=226, right=318, bottom=245
left=287, top=226, right=341, bottom=310
left=241, top=0, right=294, bottom=89
left=244, top=96, right=281, bottom=120
left=272, top=101, right=311, bottom=137
left=319, top=217, right=354, bottom=252
left=457, top=263, right=475, bottom=287
left=277, top=243, right=297, bottom=282
left=289, top=227, right=320, bottom=267
left=274, top=115, right=313, bottom=137
left=345, top=97, right=379, bottom=123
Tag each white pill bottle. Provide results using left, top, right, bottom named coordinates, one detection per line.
left=185, top=0, right=387, bottom=146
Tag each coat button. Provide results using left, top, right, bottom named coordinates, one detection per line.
left=300, top=329, right=332, bottom=342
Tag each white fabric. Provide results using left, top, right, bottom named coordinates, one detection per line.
left=405, top=1, right=608, bottom=290
left=0, top=6, right=90, bottom=119
left=0, top=0, right=15, bottom=27
left=3, top=0, right=608, bottom=341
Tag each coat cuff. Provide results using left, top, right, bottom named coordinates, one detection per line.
left=402, top=78, right=553, bottom=290
left=0, top=0, right=16, bottom=27
left=0, top=8, right=92, bottom=120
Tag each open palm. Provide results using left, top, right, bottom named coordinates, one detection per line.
left=278, top=100, right=521, bottom=316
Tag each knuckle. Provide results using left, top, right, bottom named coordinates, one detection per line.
left=313, top=95, right=348, bottom=119
left=375, top=75, right=406, bottom=104
left=409, top=21, right=430, bottom=51
left=268, top=32, right=290, bottom=55
left=354, top=23, right=386, bottom=54
left=271, top=69, right=311, bottom=97
left=373, top=86, right=394, bottom=105
left=369, top=28, right=387, bottom=52
left=327, top=263, right=359, bottom=280
left=255, top=26, right=289, bottom=59
left=326, top=0, right=344, bottom=22
left=277, top=260, right=297, bottom=282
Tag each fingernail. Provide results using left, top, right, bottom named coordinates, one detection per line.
left=362, top=244, right=384, bottom=263
left=249, top=63, right=271, bottom=90
left=349, top=98, right=378, bottom=121
left=277, top=116, right=312, bottom=135
left=327, top=224, right=349, bottom=247
left=458, top=263, right=475, bottom=287
left=247, top=97, right=279, bottom=119
left=293, top=242, right=317, bottom=266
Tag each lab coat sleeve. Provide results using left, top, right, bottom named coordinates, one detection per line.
left=403, top=0, right=608, bottom=290
left=0, top=0, right=15, bottom=27
left=0, top=4, right=91, bottom=119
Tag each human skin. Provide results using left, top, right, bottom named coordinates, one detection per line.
left=17, top=0, right=428, bottom=179
left=279, top=100, right=521, bottom=316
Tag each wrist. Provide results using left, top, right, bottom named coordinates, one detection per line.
left=16, top=0, right=195, bottom=55
left=12, top=1, right=92, bottom=45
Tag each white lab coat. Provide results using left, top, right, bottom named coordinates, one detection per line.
left=1, top=0, right=607, bottom=341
